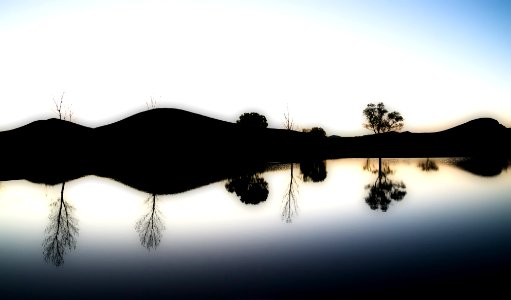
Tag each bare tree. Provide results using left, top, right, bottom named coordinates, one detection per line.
left=282, top=163, right=299, bottom=223
left=42, top=182, right=78, bottom=267
left=283, top=106, right=295, bottom=131
left=53, top=92, right=73, bottom=121
left=146, top=97, right=158, bottom=110
left=135, top=194, right=165, bottom=251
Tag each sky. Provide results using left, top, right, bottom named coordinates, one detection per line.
left=1, top=0, right=510, bottom=135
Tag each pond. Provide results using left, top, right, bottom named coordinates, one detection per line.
left=0, top=158, right=510, bottom=299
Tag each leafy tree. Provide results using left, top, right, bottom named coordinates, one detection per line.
left=226, top=173, right=269, bottom=205
left=303, top=127, right=326, bottom=137
left=237, top=112, right=268, bottom=129
left=363, top=158, right=406, bottom=212
left=363, top=102, right=404, bottom=134
left=300, top=160, right=327, bottom=182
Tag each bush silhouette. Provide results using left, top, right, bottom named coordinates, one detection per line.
left=237, top=112, right=268, bottom=129
left=303, top=127, right=326, bottom=137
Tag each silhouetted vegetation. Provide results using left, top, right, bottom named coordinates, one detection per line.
left=53, top=92, right=73, bottom=121
left=283, top=107, right=295, bottom=131
left=237, top=112, right=268, bottom=129
left=418, top=158, right=439, bottom=172
left=42, top=182, right=78, bottom=267
left=364, top=158, right=406, bottom=212
left=226, top=173, right=269, bottom=205
left=363, top=102, right=404, bottom=133
left=454, top=157, right=509, bottom=177
left=146, top=97, right=157, bottom=110
left=303, top=127, right=326, bottom=137
left=135, top=194, right=165, bottom=251
left=282, top=163, right=299, bottom=223
left=0, top=108, right=508, bottom=195
left=300, top=160, right=327, bottom=182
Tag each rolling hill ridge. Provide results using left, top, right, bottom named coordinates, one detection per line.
left=0, top=108, right=509, bottom=193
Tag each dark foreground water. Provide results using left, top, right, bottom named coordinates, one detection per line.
left=1, top=158, right=510, bottom=299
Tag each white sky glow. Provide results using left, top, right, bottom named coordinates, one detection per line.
left=1, top=0, right=510, bottom=135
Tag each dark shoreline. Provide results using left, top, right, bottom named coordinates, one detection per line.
left=1, top=108, right=509, bottom=193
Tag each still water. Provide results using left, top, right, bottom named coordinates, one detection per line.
left=0, top=158, right=510, bottom=298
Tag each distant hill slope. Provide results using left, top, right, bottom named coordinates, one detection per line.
left=0, top=108, right=322, bottom=193
left=329, top=117, right=509, bottom=158
left=0, top=108, right=509, bottom=193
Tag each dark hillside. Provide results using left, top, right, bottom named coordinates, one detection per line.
left=0, top=108, right=508, bottom=194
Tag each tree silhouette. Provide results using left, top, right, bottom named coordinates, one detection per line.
left=53, top=92, right=73, bottom=121
left=42, top=182, right=78, bottom=267
left=283, top=106, right=295, bottom=131
left=418, top=158, right=439, bottom=172
left=282, top=163, right=299, bottom=223
left=146, top=97, right=158, bottom=110
left=135, top=194, right=165, bottom=251
left=226, top=173, right=269, bottom=205
left=302, top=127, right=326, bottom=137
left=300, top=160, right=327, bottom=182
left=363, top=158, right=406, bottom=212
left=363, top=102, right=404, bottom=134
left=236, top=112, right=268, bottom=129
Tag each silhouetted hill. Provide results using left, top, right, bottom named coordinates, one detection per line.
left=0, top=108, right=509, bottom=194
left=327, top=117, right=509, bottom=158
left=0, top=108, right=323, bottom=193
left=441, top=117, right=505, bottom=133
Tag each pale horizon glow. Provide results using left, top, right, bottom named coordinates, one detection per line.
left=1, top=0, right=510, bottom=135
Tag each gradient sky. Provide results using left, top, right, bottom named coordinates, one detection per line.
left=1, top=0, right=510, bottom=135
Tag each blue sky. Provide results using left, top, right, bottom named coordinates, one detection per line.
left=0, top=0, right=510, bottom=135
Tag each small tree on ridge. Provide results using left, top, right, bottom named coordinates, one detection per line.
left=363, top=102, right=404, bottom=134
left=237, top=112, right=268, bottom=129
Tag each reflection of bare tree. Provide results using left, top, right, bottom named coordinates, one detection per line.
left=418, top=158, right=439, bottom=172
left=135, top=194, right=165, bottom=251
left=282, top=163, right=299, bottom=223
left=364, top=158, right=407, bottom=212
left=43, top=182, right=78, bottom=267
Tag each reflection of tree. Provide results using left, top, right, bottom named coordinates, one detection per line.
left=364, top=158, right=407, bottom=212
left=282, top=163, right=299, bottom=223
left=43, top=182, right=78, bottom=267
left=226, top=173, right=269, bottom=205
left=300, top=160, right=327, bottom=182
left=418, top=158, right=439, bottom=172
left=135, top=194, right=165, bottom=251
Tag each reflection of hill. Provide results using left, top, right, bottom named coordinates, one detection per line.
left=0, top=109, right=509, bottom=194
left=453, top=157, right=509, bottom=177
left=0, top=108, right=324, bottom=194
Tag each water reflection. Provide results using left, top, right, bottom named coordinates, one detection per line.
left=418, top=158, right=439, bottom=172
left=300, top=160, right=327, bottom=183
left=135, top=194, right=165, bottom=251
left=42, top=182, right=78, bottom=266
left=454, top=157, right=509, bottom=177
left=282, top=163, right=299, bottom=223
left=364, top=158, right=407, bottom=212
left=226, top=172, right=269, bottom=205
